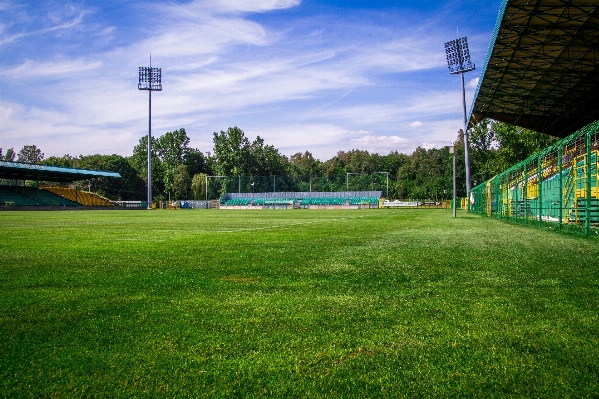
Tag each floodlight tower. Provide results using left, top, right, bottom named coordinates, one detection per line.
left=445, top=36, right=475, bottom=194
left=138, top=63, right=162, bottom=209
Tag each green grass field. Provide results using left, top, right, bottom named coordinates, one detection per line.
left=1, top=209, right=598, bottom=397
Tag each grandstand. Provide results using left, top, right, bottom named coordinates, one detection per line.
left=0, top=161, right=121, bottom=210
left=219, top=191, right=382, bottom=209
left=466, top=0, right=599, bottom=235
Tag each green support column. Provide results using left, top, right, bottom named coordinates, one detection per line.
left=586, top=132, right=592, bottom=236
left=558, top=146, right=563, bottom=231
left=495, top=179, right=500, bottom=218
left=538, top=156, right=543, bottom=227
left=503, top=175, right=507, bottom=219
left=524, top=164, right=528, bottom=224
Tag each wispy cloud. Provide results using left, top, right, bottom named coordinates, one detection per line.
left=350, top=134, right=414, bottom=154
left=3, top=58, right=102, bottom=79
left=0, top=9, right=85, bottom=46
left=192, top=0, right=301, bottom=14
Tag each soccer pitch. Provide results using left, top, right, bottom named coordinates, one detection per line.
left=1, top=209, right=598, bottom=397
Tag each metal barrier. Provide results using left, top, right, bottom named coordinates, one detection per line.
left=469, top=119, right=599, bottom=236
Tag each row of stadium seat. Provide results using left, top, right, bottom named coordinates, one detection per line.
left=42, top=187, right=114, bottom=206
left=224, top=198, right=296, bottom=206
left=300, top=197, right=347, bottom=205
left=349, top=197, right=379, bottom=205
left=221, top=197, right=380, bottom=207
left=258, top=198, right=295, bottom=205
left=0, top=186, right=78, bottom=206
left=224, top=198, right=253, bottom=206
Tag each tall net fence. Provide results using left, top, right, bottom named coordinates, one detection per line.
left=469, top=119, right=599, bottom=236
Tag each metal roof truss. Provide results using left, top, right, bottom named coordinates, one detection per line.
left=469, top=0, right=599, bottom=137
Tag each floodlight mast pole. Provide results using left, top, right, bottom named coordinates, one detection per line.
left=138, top=63, right=162, bottom=210
left=445, top=37, right=475, bottom=195
left=148, top=85, right=152, bottom=209
left=451, top=144, right=456, bottom=218
left=461, top=72, right=472, bottom=194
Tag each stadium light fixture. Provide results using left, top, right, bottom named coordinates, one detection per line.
left=138, top=61, right=162, bottom=210
left=445, top=36, right=475, bottom=194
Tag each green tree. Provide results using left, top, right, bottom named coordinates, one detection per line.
left=451, top=131, right=467, bottom=197
left=154, top=129, right=190, bottom=195
left=75, top=154, right=145, bottom=200
left=17, top=145, right=44, bottom=164
left=130, top=135, right=164, bottom=200
left=249, top=136, right=289, bottom=177
left=43, top=155, right=75, bottom=168
left=191, top=173, right=207, bottom=200
left=320, top=156, right=346, bottom=191
left=212, top=127, right=289, bottom=192
left=289, top=151, right=321, bottom=192
left=380, top=152, right=410, bottom=198
left=491, top=121, right=558, bottom=172
left=0, top=148, right=16, bottom=161
left=212, top=126, right=251, bottom=176
left=102, top=155, right=146, bottom=200
left=468, top=120, right=498, bottom=185
left=185, top=148, right=211, bottom=178
left=465, top=119, right=558, bottom=188
left=172, top=164, right=191, bottom=200
left=338, top=149, right=372, bottom=174
left=289, top=151, right=319, bottom=176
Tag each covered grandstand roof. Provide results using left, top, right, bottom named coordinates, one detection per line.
left=468, top=0, right=599, bottom=137
left=0, top=161, right=121, bottom=183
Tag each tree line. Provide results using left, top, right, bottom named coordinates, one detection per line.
left=0, top=121, right=557, bottom=201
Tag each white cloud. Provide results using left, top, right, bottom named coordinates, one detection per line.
left=0, top=101, right=137, bottom=156
left=409, top=121, right=422, bottom=127
left=3, top=58, right=102, bottom=79
left=208, top=0, right=301, bottom=13
left=350, top=134, right=414, bottom=154
left=467, top=77, right=479, bottom=89
left=312, top=104, right=398, bottom=125
left=160, top=0, right=301, bottom=17
left=247, top=124, right=351, bottom=160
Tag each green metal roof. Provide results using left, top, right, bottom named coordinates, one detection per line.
left=0, top=161, right=121, bottom=183
left=468, top=0, right=599, bottom=137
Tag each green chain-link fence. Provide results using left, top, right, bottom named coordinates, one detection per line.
left=469, top=119, right=599, bottom=236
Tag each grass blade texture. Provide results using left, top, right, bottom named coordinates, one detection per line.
left=1, top=209, right=598, bottom=397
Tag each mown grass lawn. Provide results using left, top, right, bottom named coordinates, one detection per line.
left=1, top=209, right=598, bottom=397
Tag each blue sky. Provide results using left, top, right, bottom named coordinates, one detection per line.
left=0, top=0, right=501, bottom=161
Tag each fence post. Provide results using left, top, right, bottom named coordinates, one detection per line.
left=524, top=163, right=528, bottom=224
left=538, top=156, right=543, bottom=227
left=558, top=145, right=563, bottom=231
left=502, top=175, right=507, bottom=219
